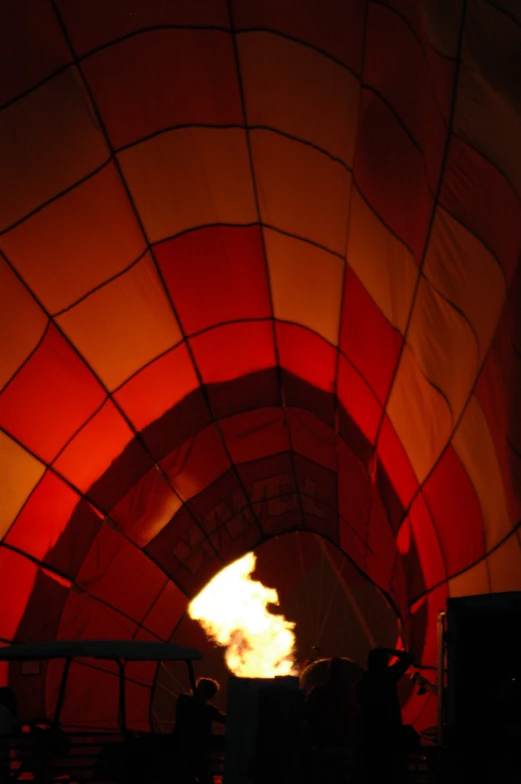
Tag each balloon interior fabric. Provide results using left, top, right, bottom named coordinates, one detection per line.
left=1, top=0, right=521, bottom=733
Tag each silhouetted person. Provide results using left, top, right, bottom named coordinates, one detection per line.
left=173, top=677, right=226, bottom=784
left=356, top=647, right=414, bottom=782
left=305, top=657, right=361, bottom=748
left=0, top=688, right=19, bottom=783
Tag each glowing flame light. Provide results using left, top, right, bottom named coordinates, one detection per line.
left=188, top=552, right=296, bottom=678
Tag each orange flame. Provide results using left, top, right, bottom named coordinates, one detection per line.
left=188, top=552, right=296, bottom=678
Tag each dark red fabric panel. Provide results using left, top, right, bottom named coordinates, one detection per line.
left=238, top=452, right=304, bottom=535
left=232, top=0, right=365, bottom=73
left=340, top=267, right=402, bottom=404
left=377, top=416, right=418, bottom=508
left=364, top=2, right=446, bottom=190
left=44, top=500, right=104, bottom=579
left=221, top=407, right=290, bottom=463
left=422, top=447, right=484, bottom=577
left=155, top=226, right=271, bottom=335
left=408, top=492, right=446, bottom=591
left=337, top=438, right=371, bottom=544
left=293, top=453, right=338, bottom=540
left=282, top=370, right=336, bottom=427
left=337, top=354, right=381, bottom=445
left=0, top=325, right=106, bottom=463
left=354, top=90, right=433, bottom=262
left=160, top=424, right=231, bottom=500
left=286, top=408, right=336, bottom=470
left=276, top=322, right=337, bottom=392
left=83, top=30, right=243, bottom=149
left=440, top=136, right=521, bottom=282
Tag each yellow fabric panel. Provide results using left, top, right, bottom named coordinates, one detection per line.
left=487, top=534, right=521, bottom=593
left=448, top=559, right=489, bottom=597
left=118, top=128, right=257, bottom=243
left=251, top=129, right=351, bottom=255
left=347, top=188, right=417, bottom=335
left=0, top=431, right=45, bottom=539
left=0, top=260, right=48, bottom=390
left=56, top=255, right=182, bottom=391
left=456, top=1, right=521, bottom=195
left=264, top=228, right=344, bottom=345
left=408, top=277, right=478, bottom=421
left=1, top=165, right=146, bottom=315
left=424, top=208, right=505, bottom=361
left=386, top=345, right=452, bottom=484
left=238, top=31, right=359, bottom=166
left=0, top=69, right=108, bottom=231
left=452, top=395, right=513, bottom=549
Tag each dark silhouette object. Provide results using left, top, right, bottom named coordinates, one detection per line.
left=305, top=657, right=361, bottom=748
left=0, top=687, right=19, bottom=783
left=173, top=677, right=226, bottom=784
left=356, top=647, right=415, bottom=782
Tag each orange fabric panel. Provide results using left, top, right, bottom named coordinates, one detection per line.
left=0, top=259, right=48, bottom=390
left=83, top=29, right=242, bottom=149
left=424, top=208, right=506, bottom=361
left=76, top=524, right=166, bottom=622
left=52, top=401, right=134, bottom=493
left=346, top=188, right=417, bottom=335
left=0, top=548, right=38, bottom=640
left=0, top=326, right=106, bottom=463
left=5, top=471, right=80, bottom=562
left=0, top=432, right=45, bottom=540
left=456, top=1, right=521, bottom=195
left=189, top=322, right=276, bottom=384
left=354, top=90, right=433, bottom=262
left=118, top=128, right=257, bottom=243
left=449, top=560, right=490, bottom=597
left=340, top=267, right=403, bottom=404
left=110, top=466, right=182, bottom=549
left=155, top=226, right=271, bottom=335
left=57, top=0, right=230, bottom=55
left=0, top=69, right=109, bottom=232
left=0, top=0, right=71, bottom=104
left=220, top=408, right=290, bottom=464
left=57, top=255, right=182, bottom=391
left=337, top=355, right=381, bottom=444
left=251, top=129, right=351, bottom=255
left=264, top=228, right=344, bottom=345
left=386, top=345, right=453, bottom=484
left=487, top=534, right=521, bottom=593
left=276, top=323, right=337, bottom=393
left=2, top=164, right=146, bottom=314
left=114, top=343, right=199, bottom=432
left=161, top=425, right=230, bottom=503
left=407, top=277, right=479, bottom=420
left=239, top=31, right=359, bottom=165
left=452, top=395, right=513, bottom=550
left=232, top=0, right=365, bottom=73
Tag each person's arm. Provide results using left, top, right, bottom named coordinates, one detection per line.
left=383, top=648, right=415, bottom=681
left=208, top=704, right=226, bottom=724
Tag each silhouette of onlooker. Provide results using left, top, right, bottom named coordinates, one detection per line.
left=305, top=657, right=361, bottom=748
left=173, top=677, right=226, bottom=784
left=0, top=687, right=19, bottom=783
left=356, top=647, right=414, bottom=781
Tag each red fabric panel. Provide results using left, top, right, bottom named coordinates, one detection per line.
left=76, top=525, right=166, bottom=622
left=56, top=0, right=230, bottom=56
left=83, top=30, right=242, bottom=149
left=365, top=2, right=446, bottom=189
left=57, top=589, right=136, bottom=642
left=0, top=326, right=106, bottom=463
left=156, top=226, right=271, bottom=335
left=355, top=90, right=433, bottom=262
left=409, top=493, right=446, bottom=590
left=189, top=322, right=276, bottom=384
left=276, top=322, right=337, bottom=393
left=53, top=400, right=134, bottom=493
left=422, top=447, right=484, bottom=576
left=0, top=548, right=38, bottom=640
left=286, top=409, right=337, bottom=470
left=337, top=354, right=381, bottom=444
left=377, top=416, right=418, bottom=507
left=440, top=136, right=521, bottom=282
left=233, top=0, right=365, bottom=73
left=220, top=408, right=290, bottom=463
left=0, top=0, right=71, bottom=104
left=56, top=662, right=120, bottom=729
left=365, top=493, right=397, bottom=591
left=114, top=343, right=199, bottom=432
left=340, top=268, right=402, bottom=404
left=6, top=471, right=80, bottom=561
left=43, top=500, right=104, bottom=579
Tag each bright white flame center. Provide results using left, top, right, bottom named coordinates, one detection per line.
left=188, top=552, right=296, bottom=678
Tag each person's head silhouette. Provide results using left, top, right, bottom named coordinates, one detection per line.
left=195, top=677, right=220, bottom=701
left=367, top=648, right=389, bottom=672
